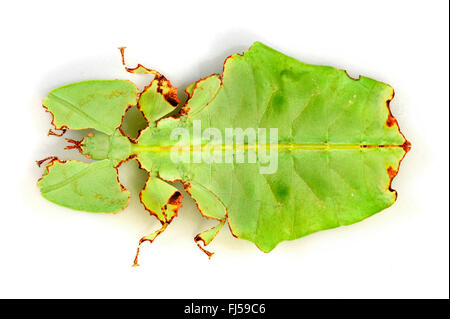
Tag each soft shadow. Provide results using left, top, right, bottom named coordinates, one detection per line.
left=120, top=106, right=148, bottom=139
left=178, top=29, right=269, bottom=91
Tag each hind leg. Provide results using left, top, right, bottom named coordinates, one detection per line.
left=184, top=181, right=227, bottom=258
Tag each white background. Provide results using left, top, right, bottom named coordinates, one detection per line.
left=0, top=0, right=448, bottom=299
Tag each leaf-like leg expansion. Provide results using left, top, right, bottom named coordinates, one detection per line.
left=194, top=218, right=226, bottom=259
left=181, top=74, right=221, bottom=117
left=134, top=176, right=183, bottom=266
left=184, top=181, right=227, bottom=220
left=183, top=181, right=228, bottom=257
left=37, top=159, right=129, bottom=212
left=118, top=47, right=180, bottom=123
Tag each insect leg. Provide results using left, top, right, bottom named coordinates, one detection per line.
left=183, top=181, right=227, bottom=258
left=118, top=47, right=162, bottom=77
left=194, top=218, right=226, bottom=259
left=118, top=47, right=180, bottom=123
left=134, top=176, right=183, bottom=266
left=133, top=221, right=169, bottom=267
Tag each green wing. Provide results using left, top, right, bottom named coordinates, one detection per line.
left=134, top=42, right=409, bottom=252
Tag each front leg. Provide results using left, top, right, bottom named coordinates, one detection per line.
left=118, top=47, right=180, bottom=123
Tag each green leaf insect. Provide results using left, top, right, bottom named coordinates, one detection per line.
left=37, top=42, right=410, bottom=265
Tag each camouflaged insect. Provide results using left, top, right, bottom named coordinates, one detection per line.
left=37, top=42, right=410, bottom=265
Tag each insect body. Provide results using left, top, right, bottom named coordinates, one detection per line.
left=38, top=42, right=410, bottom=265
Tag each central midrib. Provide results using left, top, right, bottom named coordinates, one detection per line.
left=132, top=143, right=405, bottom=152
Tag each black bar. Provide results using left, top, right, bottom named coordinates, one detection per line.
left=1, top=299, right=448, bottom=317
